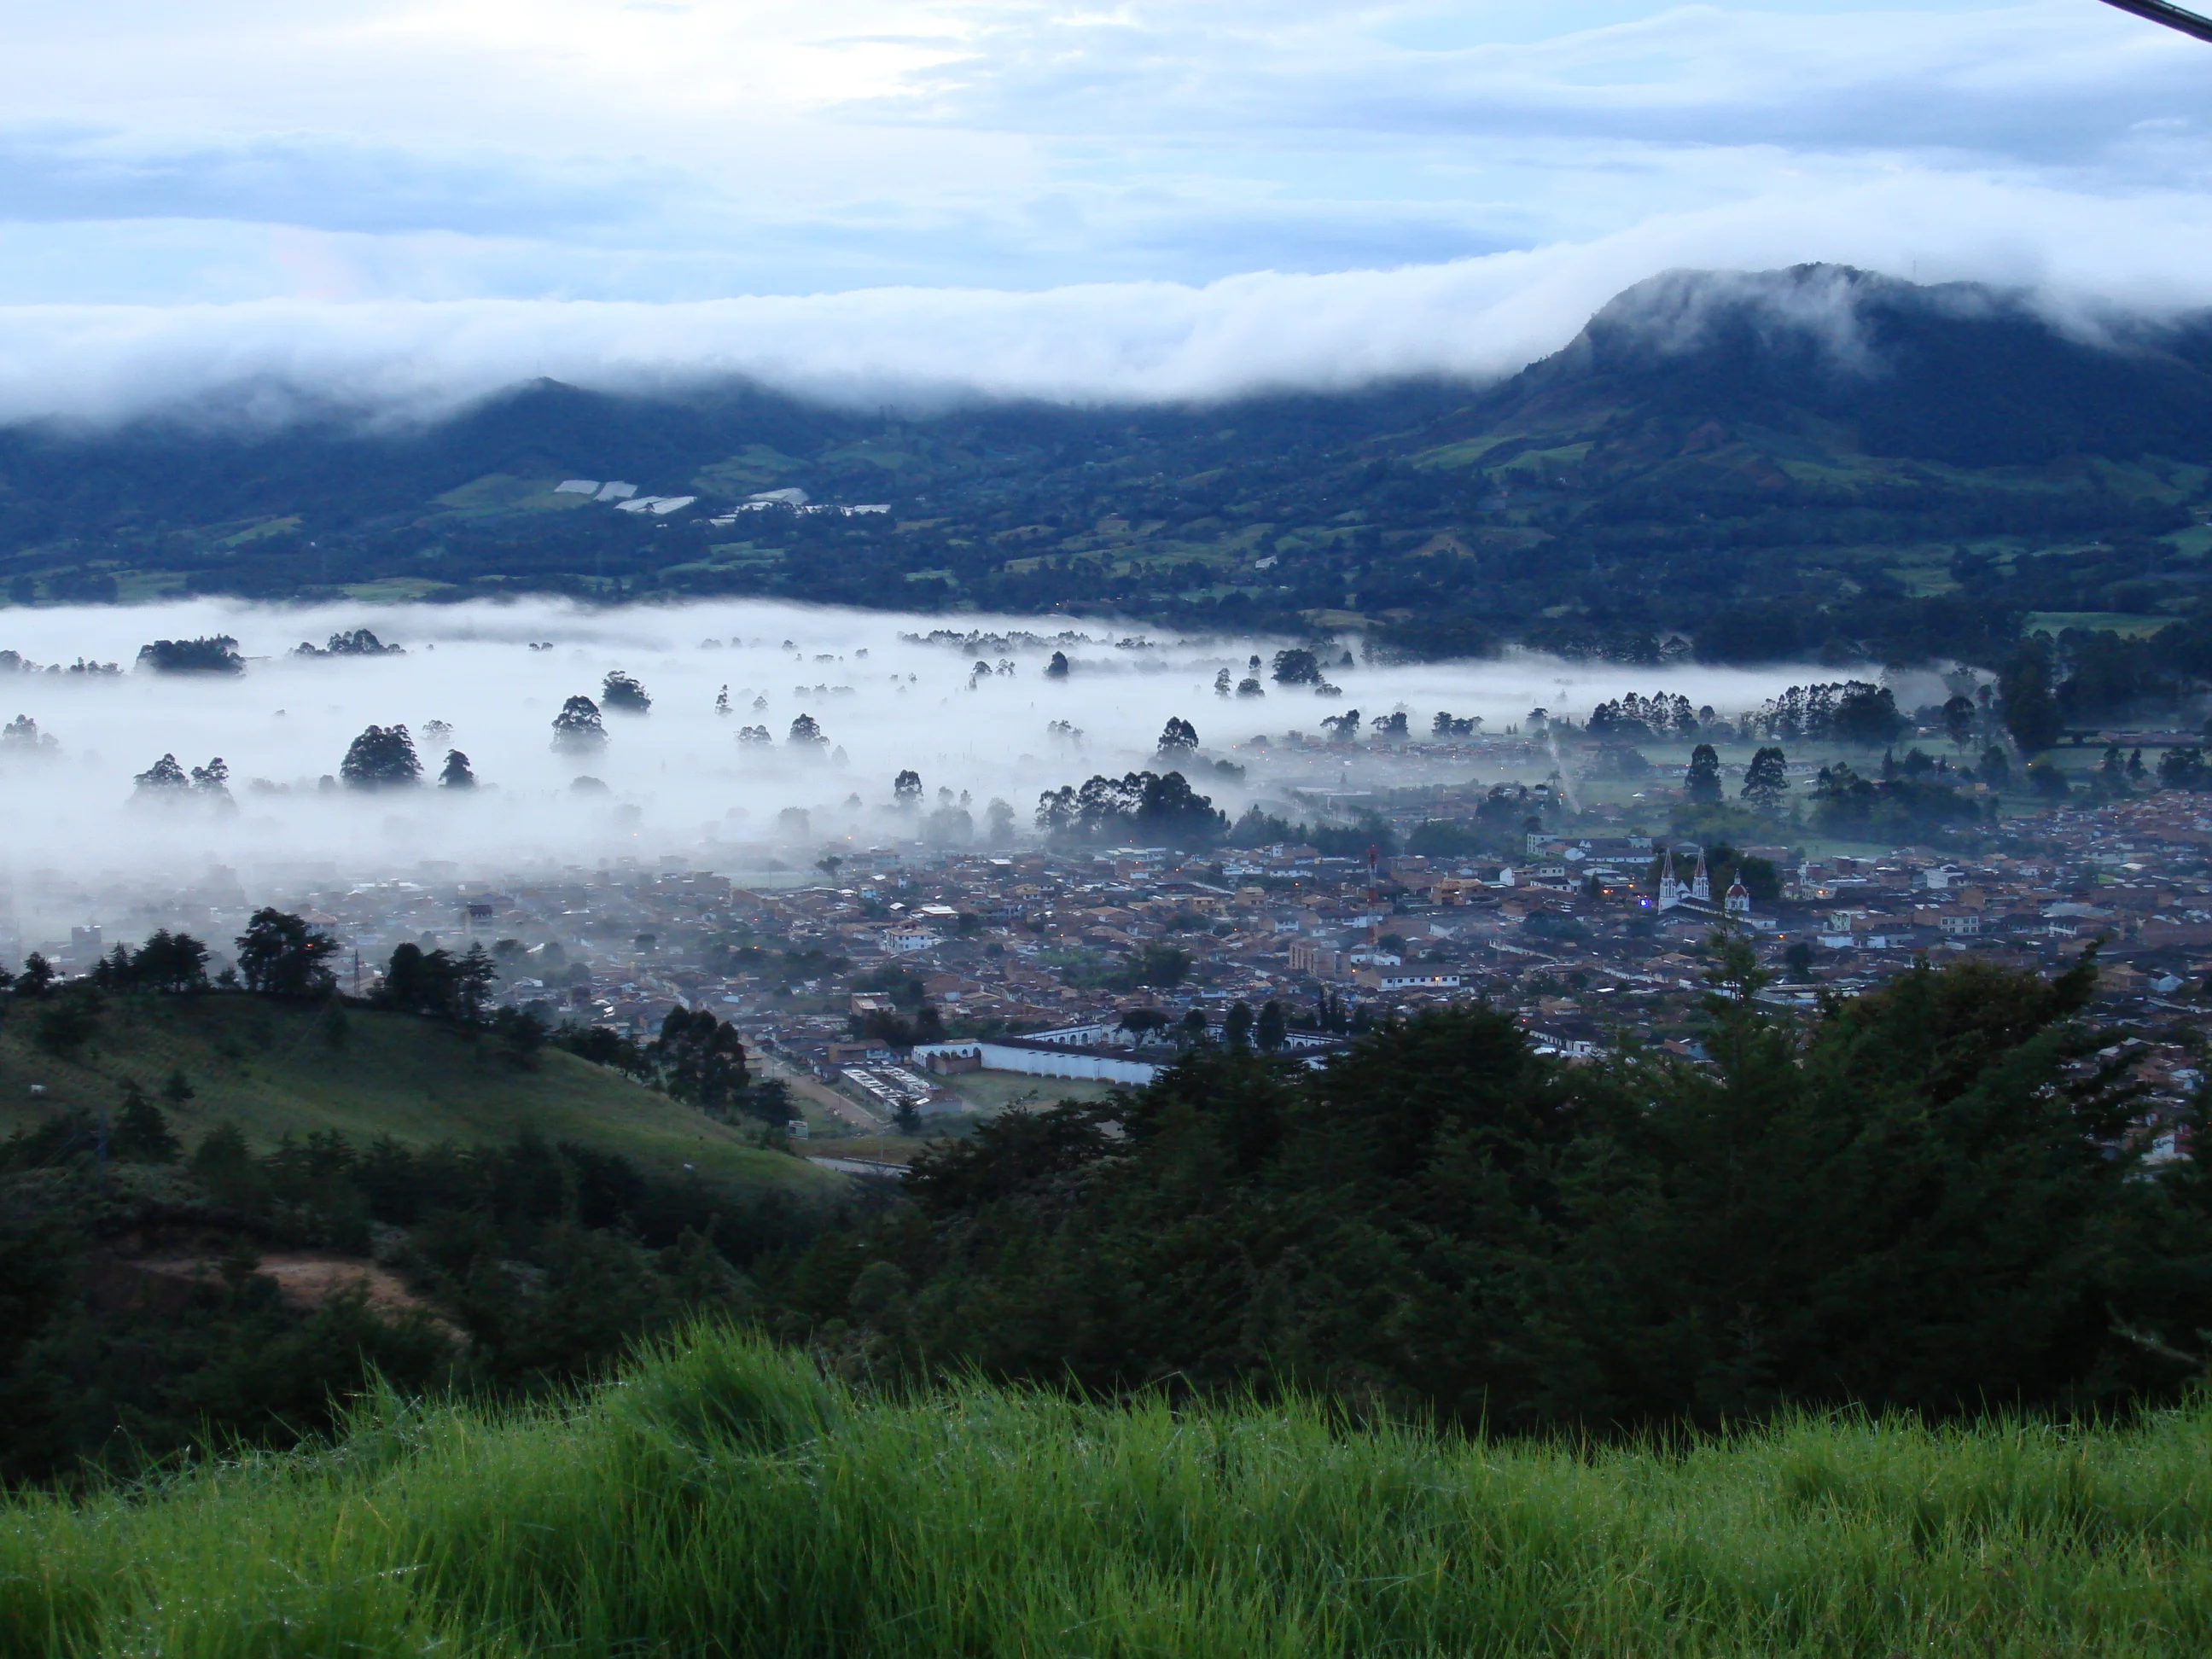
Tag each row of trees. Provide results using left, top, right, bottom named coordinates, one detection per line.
left=1683, top=743, right=1790, bottom=808
left=1034, top=771, right=1230, bottom=847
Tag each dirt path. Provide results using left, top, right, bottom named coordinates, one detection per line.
left=757, top=1051, right=887, bottom=1131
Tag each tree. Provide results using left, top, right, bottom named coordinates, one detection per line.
left=1255, top=998, right=1288, bottom=1052
left=1999, top=647, right=2064, bottom=754
left=986, top=798, right=1016, bottom=846
left=1035, top=771, right=1227, bottom=847
left=894, top=769, right=923, bottom=805
left=788, top=713, right=827, bottom=748
left=439, top=749, right=477, bottom=789
left=1045, top=651, right=1069, bottom=679
left=190, top=758, right=230, bottom=797
left=235, top=910, right=338, bottom=998
left=651, top=1007, right=750, bottom=1116
left=133, top=754, right=189, bottom=793
left=294, top=628, right=402, bottom=658
left=340, top=725, right=421, bottom=789
left=1214, top=668, right=1232, bottom=697
left=600, top=670, right=651, bottom=713
left=1979, top=745, right=2012, bottom=789
left=1124, top=945, right=1192, bottom=990
left=816, top=853, right=846, bottom=880
left=1371, top=711, right=1410, bottom=740
left=1783, top=940, right=1815, bottom=981
left=1272, top=649, right=1321, bottom=686
left=1831, top=684, right=1906, bottom=748
left=1684, top=743, right=1722, bottom=805
left=551, top=696, right=608, bottom=754
left=1741, top=746, right=1789, bottom=811
left=136, top=636, right=243, bottom=675
left=112, top=1081, right=180, bottom=1164
left=2158, top=747, right=2211, bottom=791
left=1224, top=1000, right=1254, bottom=1048
left=1120, top=1007, right=1171, bottom=1041
left=1942, top=694, right=1976, bottom=753
left=375, top=941, right=498, bottom=1022
left=132, top=928, right=212, bottom=992
left=1156, top=717, right=1199, bottom=759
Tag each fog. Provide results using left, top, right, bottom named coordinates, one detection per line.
left=0, top=596, right=1838, bottom=953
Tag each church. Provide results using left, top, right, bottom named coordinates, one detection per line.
left=1656, top=848, right=1754, bottom=923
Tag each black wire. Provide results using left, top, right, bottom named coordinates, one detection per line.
left=2098, top=0, right=2212, bottom=44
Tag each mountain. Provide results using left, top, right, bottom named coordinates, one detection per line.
left=4, top=265, right=2212, bottom=670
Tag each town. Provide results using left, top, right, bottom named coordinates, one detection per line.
left=25, top=702, right=2212, bottom=1168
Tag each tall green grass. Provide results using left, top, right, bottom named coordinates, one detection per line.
left=8, top=1324, right=2212, bottom=1656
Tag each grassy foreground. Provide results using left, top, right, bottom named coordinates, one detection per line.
left=9, top=1327, right=2212, bottom=1657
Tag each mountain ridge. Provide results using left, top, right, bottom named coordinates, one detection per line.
left=3, top=265, right=2210, bottom=671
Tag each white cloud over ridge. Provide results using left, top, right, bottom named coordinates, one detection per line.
left=9, top=170, right=2212, bottom=428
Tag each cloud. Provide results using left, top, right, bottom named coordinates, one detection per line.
left=0, top=592, right=1825, bottom=906
left=0, top=128, right=668, bottom=238
left=3, top=167, right=2212, bottom=428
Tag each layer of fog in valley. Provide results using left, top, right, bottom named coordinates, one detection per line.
left=0, top=597, right=1836, bottom=964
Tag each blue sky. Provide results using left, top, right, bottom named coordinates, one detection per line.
left=0, top=1, right=2207, bottom=415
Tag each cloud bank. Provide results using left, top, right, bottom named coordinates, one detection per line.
left=4, top=171, right=2212, bottom=428
left=0, top=596, right=1824, bottom=944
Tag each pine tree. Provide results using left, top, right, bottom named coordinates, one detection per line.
left=1685, top=743, right=1723, bottom=805
left=1255, top=998, right=1288, bottom=1051
left=1741, top=746, right=1790, bottom=811
left=113, top=1081, right=180, bottom=1164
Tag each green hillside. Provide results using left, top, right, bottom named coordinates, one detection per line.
left=9, top=1324, right=2212, bottom=1658
left=0, top=992, right=829, bottom=1194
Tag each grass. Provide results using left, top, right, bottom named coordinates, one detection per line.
left=9, top=1324, right=2212, bottom=1657
left=939, top=1068, right=1121, bottom=1115
left=0, top=995, right=830, bottom=1193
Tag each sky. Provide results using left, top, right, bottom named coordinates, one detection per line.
left=0, top=0, right=2208, bottom=415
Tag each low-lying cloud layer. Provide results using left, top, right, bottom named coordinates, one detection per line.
left=10, top=171, right=2212, bottom=428
left=0, top=597, right=1819, bottom=945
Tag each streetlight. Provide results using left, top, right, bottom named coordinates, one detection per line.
left=2098, top=0, right=2212, bottom=43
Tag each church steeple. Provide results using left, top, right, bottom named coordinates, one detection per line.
left=1657, top=848, right=1682, bottom=911
left=1691, top=850, right=1711, bottom=904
